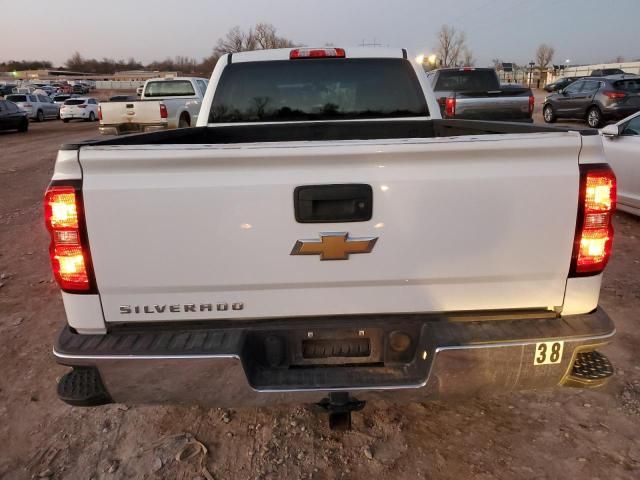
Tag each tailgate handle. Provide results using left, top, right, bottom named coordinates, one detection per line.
left=294, top=184, right=373, bottom=223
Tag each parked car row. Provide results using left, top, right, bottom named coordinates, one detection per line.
left=543, top=69, right=629, bottom=93
left=0, top=96, right=100, bottom=133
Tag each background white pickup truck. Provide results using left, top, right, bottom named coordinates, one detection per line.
left=48, top=47, right=617, bottom=427
left=98, top=76, right=208, bottom=135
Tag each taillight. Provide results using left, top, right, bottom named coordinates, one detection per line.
left=290, top=48, right=346, bottom=59
left=570, top=164, right=616, bottom=276
left=24, top=103, right=32, bottom=108
left=445, top=97, right=456, bottom=117
left=603, top=91, right=626, bottom=100
left=159, top=103, right=168, bottom=119
left=98, top=105, right=102, bottom=120
left=44, top=184, right=94, bottom=292
left=528, top=94, right=535, bottom=115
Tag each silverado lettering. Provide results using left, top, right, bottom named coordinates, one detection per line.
left=119, top=303, right=244, bottom=314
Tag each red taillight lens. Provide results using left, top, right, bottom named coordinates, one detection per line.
left=445, top=97, right=456, bottom=117
left=570, top=165, right=616, bottom=276
left=44, top=185, right=93, bottom=292
left=603, top=91, right=626, bottom=100
left=159, top=103, right=168, bottom=119
left=98, top=105, right=102, bottom=120
left=290, top=48, right=346, bottom=59
left=528, top=95, right=535, bottom=115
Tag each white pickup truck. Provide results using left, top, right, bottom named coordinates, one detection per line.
left=98, top=76, right=208, bottom=135
left=48, top=47, right=616, bottom=428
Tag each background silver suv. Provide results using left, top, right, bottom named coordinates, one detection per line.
left=4, top=94, right=60, bottom=122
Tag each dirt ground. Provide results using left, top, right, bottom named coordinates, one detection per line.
left=0, top=101, right=639, bottom=480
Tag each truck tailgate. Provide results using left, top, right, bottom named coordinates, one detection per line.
left=79, top=133, right=581, bottom=323
left=99, top=101, right=163, bottom=126
left=454, top=96, right=531, bottom=120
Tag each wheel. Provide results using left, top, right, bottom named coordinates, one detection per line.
left=18, top=118, right=28, bottom=132
left=88, top=112, right=95, bottom=122
left=178, top=114, right=190, bottom=128
left=62, top=119, right=70, bottom=123
left=587, top=107, right=603, bottom=128
left=543, top=104, right=556, bottom=123
left=36, top=110, right=44, bottom=122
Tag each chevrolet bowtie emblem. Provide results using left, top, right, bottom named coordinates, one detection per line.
left=290, top=232, right=378, bottom=261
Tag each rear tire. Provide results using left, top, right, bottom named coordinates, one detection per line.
left=587, top=107, right=603, bottom=128
left=178, top=113, right=190, bottom=128
left=543, top=104, right=556, bottom=123
left=36, top=110, right=44, bottom=122
left=18, top=118, right=28, bottom=132
left=88, top=112, right=95, bottom=122
left=62, top=119, right=70, bottom=123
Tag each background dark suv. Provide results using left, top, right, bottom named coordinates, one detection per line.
left=544, top=76, right=581, bottom=92
left=590, top=68, right=627, bottom=76
left=542, top=75, right=640, bottom=127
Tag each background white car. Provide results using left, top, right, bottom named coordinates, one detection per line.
left=602, top=111, right=640, bottom=216
left=60, top=97, right=99, bottom=122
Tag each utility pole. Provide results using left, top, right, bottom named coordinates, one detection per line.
left=360, top=38, right=383, bottom=47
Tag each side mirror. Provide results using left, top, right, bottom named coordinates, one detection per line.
left=601, top=124, right=620, bottom=137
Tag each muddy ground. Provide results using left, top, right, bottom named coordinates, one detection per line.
left=0, top=101, right=639, bottom=480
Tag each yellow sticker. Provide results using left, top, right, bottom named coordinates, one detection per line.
left=534, top=341, right=564, bottom=365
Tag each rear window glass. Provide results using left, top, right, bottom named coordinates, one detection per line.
left=64, top=99, right=86, bottom=105
left=144, top=80, right=195, bottom=97
left=54, top=96, right=71, bottom=101
left=434, top=70, right=500, bottom=92
left=614, top=79, right=640, bottom=92
left=6, top=95, right=27, bottom=102
left=209, top=58, right=428, bottom=123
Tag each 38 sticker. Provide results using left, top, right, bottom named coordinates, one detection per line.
left=534, top=341, right=564, bottom=365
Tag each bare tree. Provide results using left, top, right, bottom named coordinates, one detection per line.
left=254, top=23, right=296, bottom=49
left=200, top=23, right=298, bottom=75
left=492, top=58, right=503, bottom=69
left=214, top=26, right=257, bottom=56
left=535, top=44, right=555, bottom=69
left=435, top=25, right=468, bottom=67
left=66, top=52, right=85, bottom=71
left=461, top=48, right=475, bottom=67
left=608, top=55, right=625, bottom=63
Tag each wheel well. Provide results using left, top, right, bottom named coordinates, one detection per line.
left=180, top=112, right=191, bottom=124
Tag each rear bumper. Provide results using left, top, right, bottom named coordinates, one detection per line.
left=448, top=114, right=534, bottom=123
left=98, top=123, right=167, bottom=135
left=53, top=308, right=615, bottom=407
left=61, top=111, right=89, bottom=119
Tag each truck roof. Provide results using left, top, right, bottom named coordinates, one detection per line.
left=228, top=47, right=407, bottom=63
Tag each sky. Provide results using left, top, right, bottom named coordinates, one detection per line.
left=1, top=0, right=638, bottom=68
